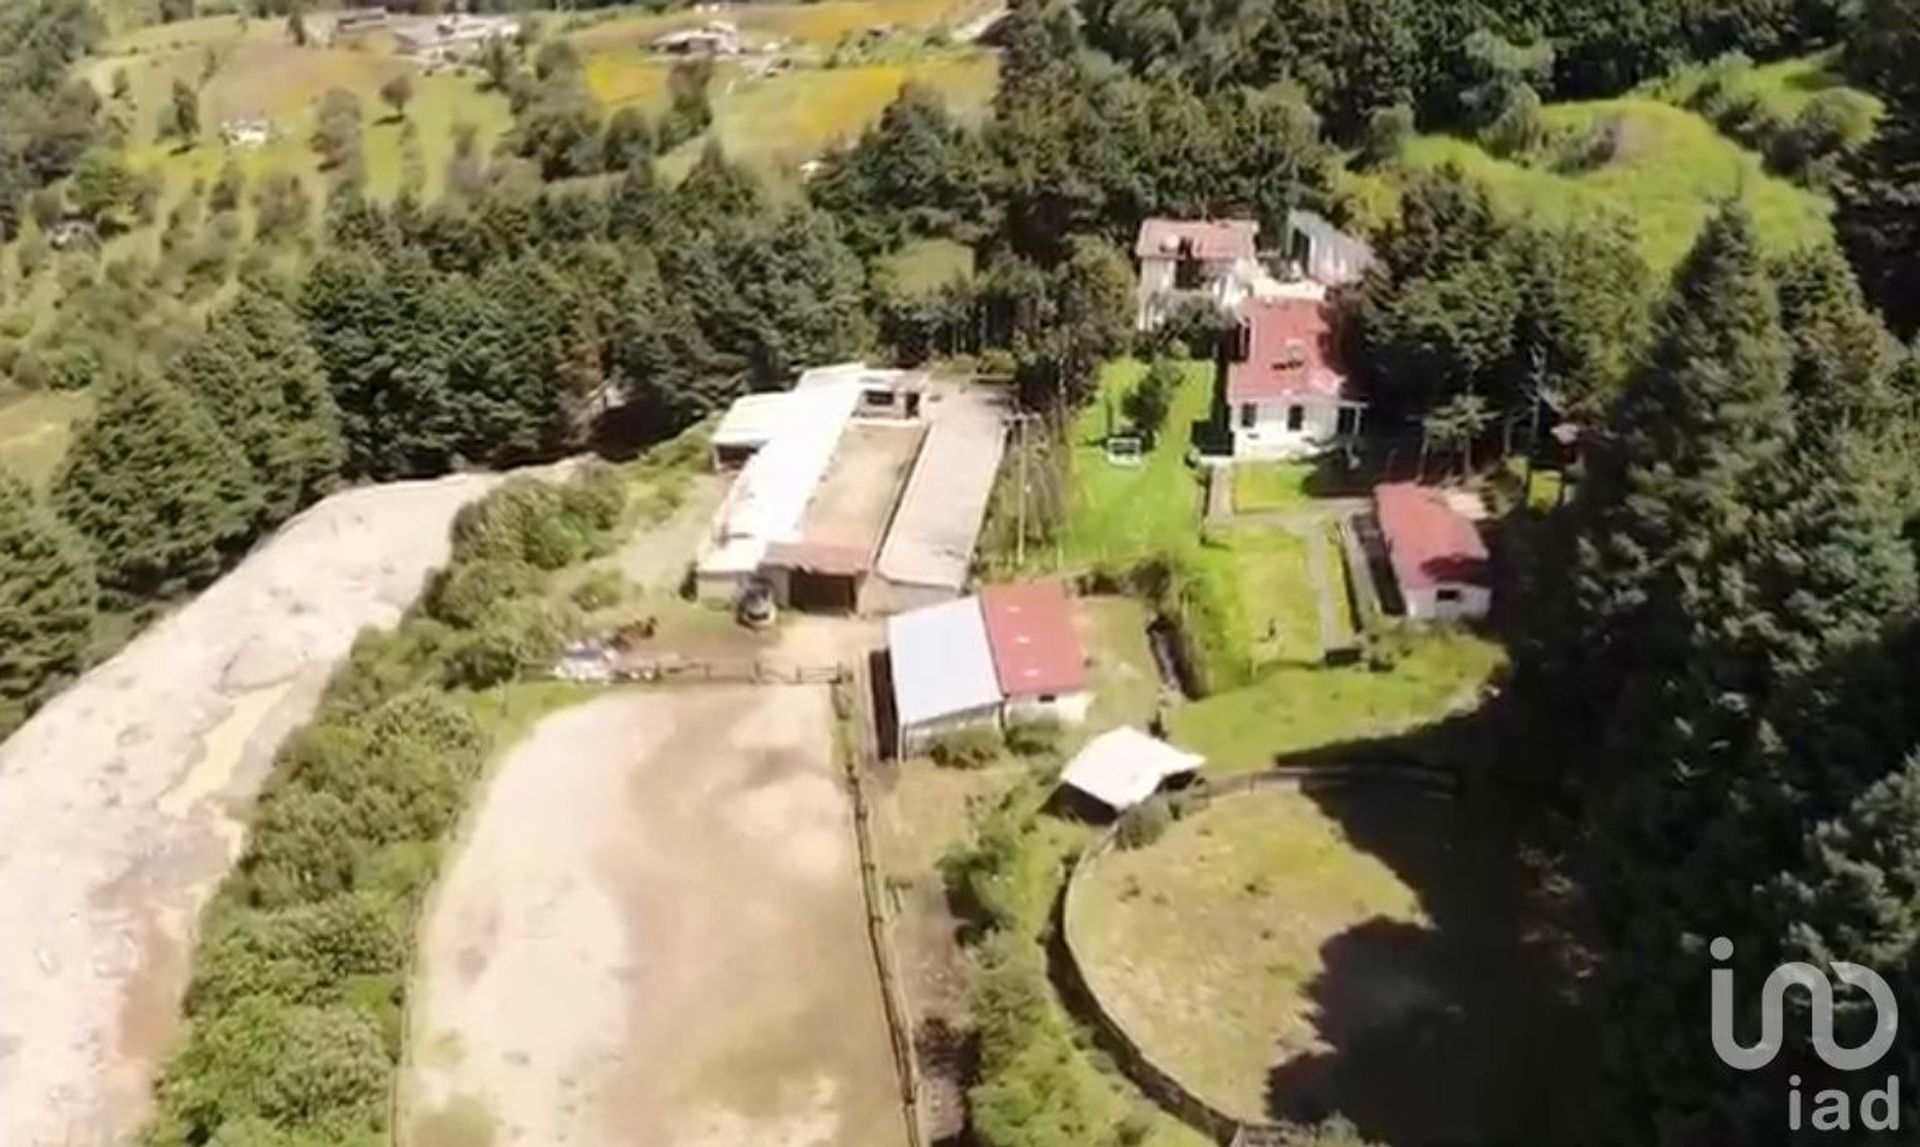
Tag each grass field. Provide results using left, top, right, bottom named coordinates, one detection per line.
left=93, top=25, right=514, bottom=209
left=1048, top=358, right=1213, bottom=573
left=566, top=0, right=991, bottom=54
left=1646, top=48, right=1884, bottom=122
left=1232, top=461, right=1317, bottom=514
left=1169, top=630, right=1504, bottom=774
left=1079, top=594, right=1165, bottom=730
left=0, top=390, right=91, bottom=487
left=1195, top=527, right=1320, bottom=669
left=1401, top=97, right=1832, bottom=273
left=694, top=52, right=998, bottom=173
left=1068, top=784, right=1475, bottom=1137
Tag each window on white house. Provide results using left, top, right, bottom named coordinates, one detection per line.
left=1436, top=588, right=1462, bottom=603
left=1337, top=406, right=1359, bottom=435
left=1240, top=403, right=1257, bottom=428
left=1039, top=694, right=1057, bottom=703
left=1287, top=404, right=1305, bottom=431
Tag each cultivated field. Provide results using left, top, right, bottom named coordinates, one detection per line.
left=406, top=687, right=906, bottom=1147
left=0, top=471, right=504, bottom=1147
left=1067, top=783, right=1478, bottom=1141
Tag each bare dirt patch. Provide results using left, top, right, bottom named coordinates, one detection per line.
left=406, top=687, right=906, bottom=1147
left=0, top=472, right=505, bottom=1147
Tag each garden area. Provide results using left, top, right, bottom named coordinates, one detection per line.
left=1065, top=783, right=1479, bottom=1143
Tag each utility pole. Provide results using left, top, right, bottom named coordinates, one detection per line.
left=1014, top=412, right=1028, bottom=568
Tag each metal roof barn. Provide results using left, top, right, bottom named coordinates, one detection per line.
left=886, top=597, right=1002, bottom=729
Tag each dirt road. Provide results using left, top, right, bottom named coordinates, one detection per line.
left=406, top=687, right=906, bottom=1147
left=0, top=472, right=504, bottom=1147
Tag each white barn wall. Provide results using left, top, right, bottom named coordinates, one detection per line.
left=1401, top=583, right=1492, bottom=623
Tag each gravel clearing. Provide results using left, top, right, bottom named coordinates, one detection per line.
left=0, top=472, right=507, bottom=1147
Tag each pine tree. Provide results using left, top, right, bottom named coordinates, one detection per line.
left=1544, top=204, right=1920, bottom=1143
left=174, top=287, right=343, bottom=527
left=53, top=374, right=261, bottom=602
left=0, top=470, right=96, bottom=736
left=1774, top=241, right=1899, bottom=444
left=1837, top=0, right=1920, bottom=337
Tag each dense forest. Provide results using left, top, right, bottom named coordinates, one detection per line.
left=2, top=0, right=1920, bottom=1141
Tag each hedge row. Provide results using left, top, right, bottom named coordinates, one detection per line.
left=941, top=780, right=1150, bottom=1147
left=143, top=468, right=625, bottom=1147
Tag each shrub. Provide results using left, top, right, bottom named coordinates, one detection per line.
left=426, top=558, right=540, bottom=629
left=1115, top=796, right=1172, bottom=850
left=241, top=787, right=365, bottom=909
left=930, top=725, right=1002, bottom=768
left=148, top=998, right=391, bottom=1146
left=442, top=598, right=566, bottom=688
left=569, top=568, right=625, bottom=612
left=1003, top=716, right=1062, bottom=758
left=188, top=894, right=403, bottom=1016
left=449, top=474, right=622, bottom=571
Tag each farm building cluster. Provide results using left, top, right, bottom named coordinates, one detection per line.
left=694, top=363, right=1006, bottom=615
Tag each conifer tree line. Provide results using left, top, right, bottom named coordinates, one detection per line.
left=1508, top=202, right=1920, bottom=1143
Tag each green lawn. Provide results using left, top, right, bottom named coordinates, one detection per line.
left=1232, top=461, right=1317, bottom=514
left=1169, top=630, right=1505, bottom=774
left=1195, top=526, right=1320, bottom=669
left=1050, top=358, right=1212, bottom=573
left=1401, top=97, right=1832, bottom=273
left=1079, top=594, right=1166, bottom=732
left=1068, top=786, right=1456, bottom=1126
left=0, top=389, right=91, bottom=487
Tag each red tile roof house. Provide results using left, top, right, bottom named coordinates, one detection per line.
left=1373, top=483, right=1493, bottom=622
left=1134, top=218, right=1261, bottom=331
left=1222, top=297, right=1366, bottom=460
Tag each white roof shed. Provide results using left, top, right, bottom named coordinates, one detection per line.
left=888, top=597, right=1001, bottom=728
left=1060, top=727, right=1205, bottom=812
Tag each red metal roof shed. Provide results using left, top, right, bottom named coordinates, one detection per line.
left=979, top=580, right=1088, bottom=699
left=1373, top=483, right=1492, bottom=592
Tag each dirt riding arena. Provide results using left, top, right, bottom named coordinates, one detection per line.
left=406, top=686, right=907, bottom=1147
left=0, top=472, right=505, bottom=1147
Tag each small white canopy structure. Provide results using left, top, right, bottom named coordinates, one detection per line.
left=1060, top=727, right=1205, bottom=812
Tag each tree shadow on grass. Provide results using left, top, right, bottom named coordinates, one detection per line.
left=1262, top=711, right=1607, bottom=1146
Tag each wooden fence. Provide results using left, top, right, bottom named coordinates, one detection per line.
left=555, top=659, right=849, bottom=687
left=1054, top=765, right=1461, bottom=1145
left=835, top=671, right=930, bottom=1147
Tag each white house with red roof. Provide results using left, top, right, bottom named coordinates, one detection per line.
left=1372, top=483, right=1492, bottom=621
left=1223, top=297, right=1365, bottom=460
left=886, top=580, right=1091, bottom=754
left=1133, top=218, right=1262, bottom=331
